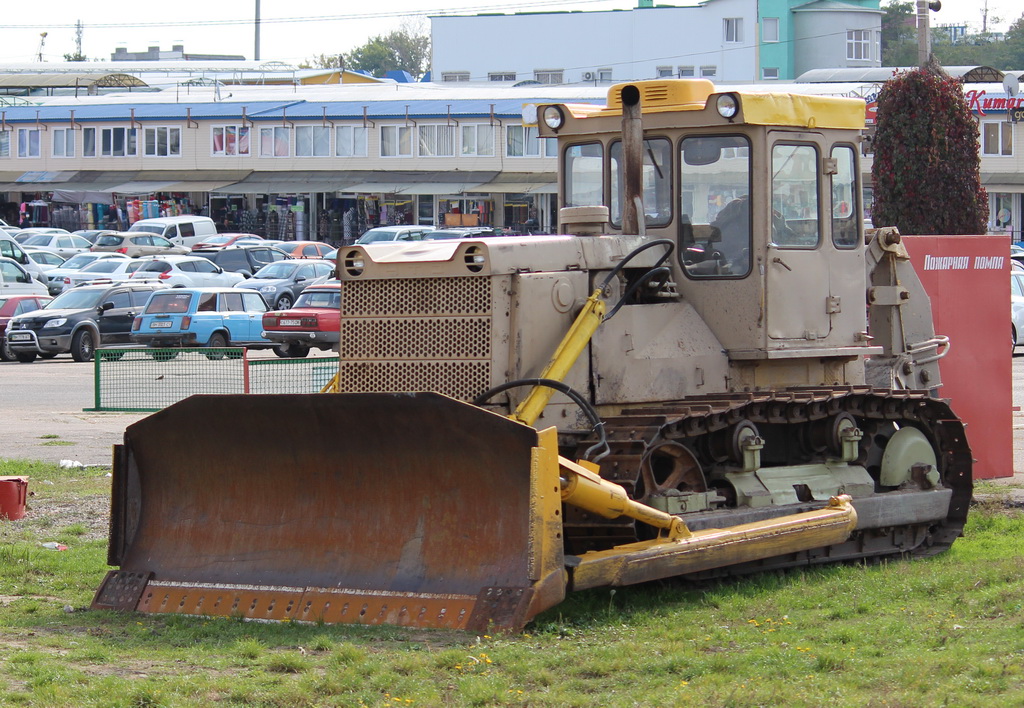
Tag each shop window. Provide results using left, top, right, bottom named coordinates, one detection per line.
left=335, top=126, right=367, bottom=157
left=212, top=125, right=250, bottom=156
left=763, top=18, right=780, bottom=43
left=52, top=128, right=75, bottom=158
left=18, top=128, right=40, bottom=158
left=507, top=125, right=557, bottom=158
left=381, top=125, right=412, bottom=157
left=461, top=124, right=495, bottom=156
left=260, top=126, right=291, bottom=157
left=296, top=126, right=331, bottom=157
left=982, top=122, right=1013, bottom=156
left=0, top=131, right=9, bottom=158
left=417, top=125, right=455, bottom=157
left=144, top=127, right=181, bottom=157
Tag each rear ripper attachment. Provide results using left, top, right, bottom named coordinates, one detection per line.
left=95, top=392, right=862, bottom=632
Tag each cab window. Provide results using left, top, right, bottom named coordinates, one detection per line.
left=771, top=143, right=820, bottom=248
left=564, top=143, right=604, bottom=207
left=610, top=137, right=672, bottom=228
left=679, top=135, right=752, bottom=278
left=831, top=145, right=859, bottom=248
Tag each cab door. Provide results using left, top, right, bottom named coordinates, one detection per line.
left=765, top=137, right=832, bottom=342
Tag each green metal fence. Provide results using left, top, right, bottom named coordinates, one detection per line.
left=90, top=348, right=340, bottom=412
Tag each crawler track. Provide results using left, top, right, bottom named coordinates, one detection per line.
left=567, top=387, right=972, bottom=571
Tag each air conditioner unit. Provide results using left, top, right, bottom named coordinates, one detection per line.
left=583, top=71, right=595, bottom=81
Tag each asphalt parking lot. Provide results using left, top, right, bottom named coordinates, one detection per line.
left=3, top=350, right=1024, bottom=484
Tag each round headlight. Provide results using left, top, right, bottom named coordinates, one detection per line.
left=716, top=94, right=739, bottom=119
left=542, top=105, right=565, bottom=131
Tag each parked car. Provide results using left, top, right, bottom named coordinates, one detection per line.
left=190, top=233, right=264, bottom=250
left=261, top=282, right=340, bottom=358
left=18, top=232, right=93, bottom=257
left=1013, top=270, right=1024, bottom=352
left=354, top=226, right=436, bottom=244
left=1011, top=244, right=1024, bottom=271
left=22, top=248, right=66, bottom=272
left=43, top=252, right=131, bottom=295
left=73, top=229, right=118, bottom=244
left=91, top=232, right=191, bottom=257
left=236, top=259, right=335, bottom=310
left=61, top=257, right=152, bottom=291
left=128, top=255, right=246, bottom=288
left=190, top=244, right=292, bottom=278
left=131, top=287, right=273, bottom=353
left=14, top=228, right=73, bottom=244
left=0, top=257, right=49, bottom=297
left=127, top=216, right=218, bottom=247
left=0, top=294, right=52, bottom=361
left=424, top=227, right=504, bottom=240
left=270, top=240, right=336, bottom=259
left=5, top=283, right=163, bottom=363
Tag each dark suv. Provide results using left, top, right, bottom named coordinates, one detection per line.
left=6, top=283, right=162, bottom=362
left=191, top=245, right=291, bottom=278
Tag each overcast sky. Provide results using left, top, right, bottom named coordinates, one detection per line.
left=0, top=0, right=1009, bottom=66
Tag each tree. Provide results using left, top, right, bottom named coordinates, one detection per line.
left=345, top=26, right=430, bottom=79
left=63, top=52, right=87, bottom=62
left=871, top=63, right=988, bottom=235
left=881, top=1, right=916, bottom=66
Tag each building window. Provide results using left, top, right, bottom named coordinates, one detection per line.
left=335, top=126, right=367, bottom=157
left=678, top=66, right=695, bottom=77
left=381, top=125, right=412, bottom=157
left=700, top=66, right=717, bottom=78
left=657, top=66, right=674, bottom=77
left=52, top=128, right=75, bottom=158
left=461, top=124, right=495, bottom=156
left=763, top=17, right=780, bottom=43
left=598, top=68, right=612, bottom=81
left=18, top=129, right=40, bottom=158
left=847, top=30, right=870, bottom=60
left=259, top=126, right=291, bottom=157
left=441, top=72, right=470, bottom=82
left=212, top=125, right=250, bottom=156
left=507, top=125, right=557, bottom=158
left=534, top=70, right=563, bottom=84
left=295, top=126, right=331, bottom=157
left=762, top=67, right=780, bottom=80
left=144, top=127, right=181, bottom=157
left=983, top=122, right=1013, bottom=156
left=81, top=127, right=136, bottom=158
left=417, top=125, right=455, bottom=157
left=489, top=72, right=515, bottom=81
left=724, top=18, right=743, bottom=43
left=0, top=131, right=9, bottom=158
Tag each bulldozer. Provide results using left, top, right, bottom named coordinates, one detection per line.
left=93, top=79, right=971, bottom=632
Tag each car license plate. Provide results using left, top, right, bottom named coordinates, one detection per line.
left=150, top=321, right=173, bottom=329
left=8, top=332, right=30, bottom=341
left=280, top=319, right=301, bottom=326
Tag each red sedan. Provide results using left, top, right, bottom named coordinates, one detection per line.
left=261, top=282, right=339, bottom=358
left=190, top=233, right=264, bottom=250
left=271, top=241, right=336, bottom=259
left=1, top=294, right=52, bottom=361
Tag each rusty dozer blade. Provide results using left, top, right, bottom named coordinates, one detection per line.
left=93, top=392, right=568, bottom=632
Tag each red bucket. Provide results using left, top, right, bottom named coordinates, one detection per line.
left=0, top=476, right=28, bottom=521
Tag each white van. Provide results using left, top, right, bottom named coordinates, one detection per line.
left=0, top=234, right=47, bottom=283
left=127, top=216, right=218, bottom=248
left=0, top=257, right=48, bottom=296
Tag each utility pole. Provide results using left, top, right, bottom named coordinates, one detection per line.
left=254, top=0, right=261, bottom=61
left=916, top=0, right=941, bottom=68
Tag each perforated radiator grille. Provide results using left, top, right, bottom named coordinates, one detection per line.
left=338, top=276, right=494, bottom=399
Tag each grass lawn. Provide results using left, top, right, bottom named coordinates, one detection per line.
left=1, top=459, right=1022, bottom=707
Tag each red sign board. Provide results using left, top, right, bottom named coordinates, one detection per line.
left=901, top=235, right=1011, bottom=479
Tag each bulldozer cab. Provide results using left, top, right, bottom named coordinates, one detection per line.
left=540, top=80, right=871, bottom=360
